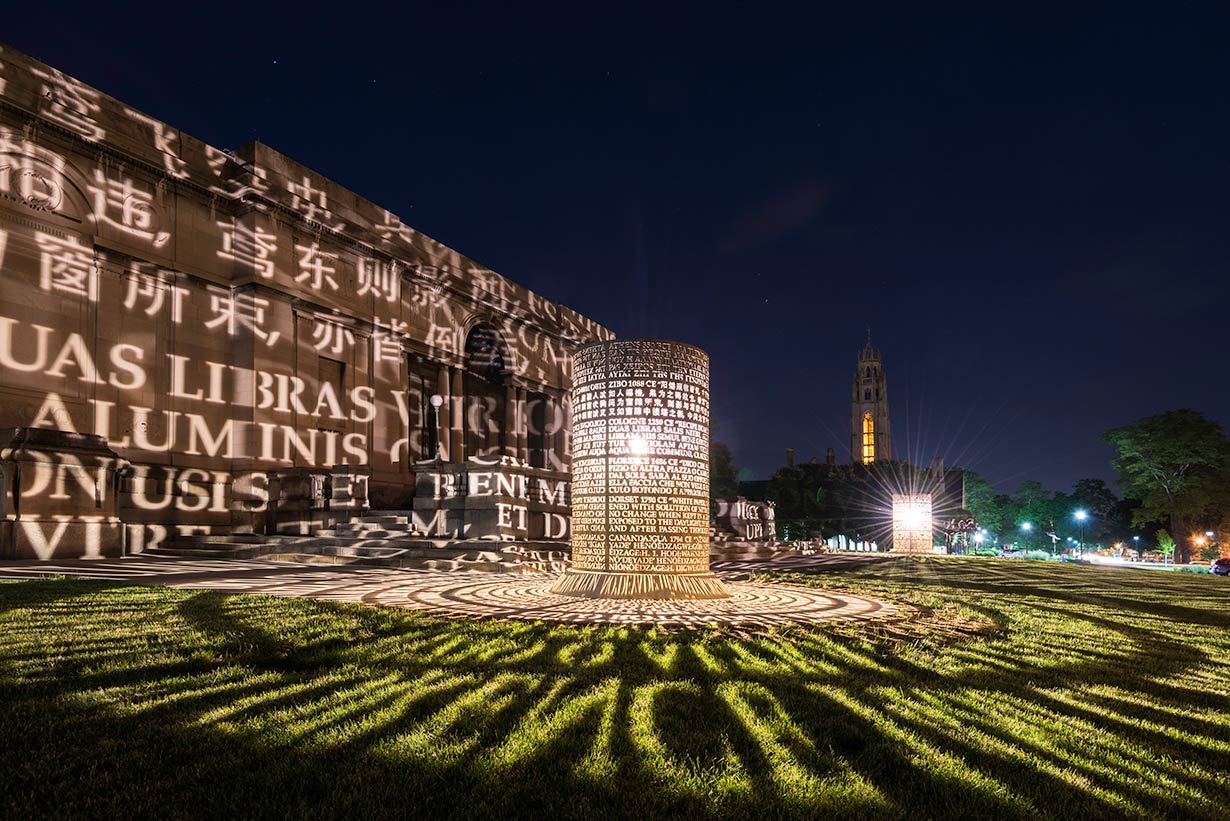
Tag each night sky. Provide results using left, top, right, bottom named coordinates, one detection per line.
left=8, top=6, right=1229, bottom=493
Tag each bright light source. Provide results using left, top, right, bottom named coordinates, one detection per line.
left=1074, top=509, right=1088, bottom=521
left=892, top=494, right=933, bottom=554
left=429, top=394, right=444, bottom=409
left=1021, top=522, right=1033, bottom=532
left=553, top=339, right=729, bottom=600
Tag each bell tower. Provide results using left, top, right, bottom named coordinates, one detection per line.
left=850, top=332, right=892, bottom=464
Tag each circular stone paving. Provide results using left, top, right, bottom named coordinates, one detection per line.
left=361, top=574, right=899, bottom=628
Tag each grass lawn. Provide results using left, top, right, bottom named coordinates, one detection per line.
left=1, top=558, right=1228, bottom=819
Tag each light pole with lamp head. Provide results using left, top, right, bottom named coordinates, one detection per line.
left=429, top=394, right=444, bottom=461
left=1074, top=509, right=1088, bottom=556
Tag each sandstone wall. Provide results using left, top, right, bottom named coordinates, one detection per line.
left=0, top=43, right=611, bottom=551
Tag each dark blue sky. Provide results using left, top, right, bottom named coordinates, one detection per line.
left=9, top=4, right=1229, bottom=492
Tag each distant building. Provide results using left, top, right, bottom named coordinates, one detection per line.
left=850, top=335, right=892, bottom=464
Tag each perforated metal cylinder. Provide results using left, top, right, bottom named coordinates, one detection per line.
left=551, top=339, right=729, bottom=600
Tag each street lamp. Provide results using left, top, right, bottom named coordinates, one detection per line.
left=429, top=394, right=444, bottom=461
left=1074, top=509, right=1088, bottom=556
left=1132, top=535, right=1140, bottom=559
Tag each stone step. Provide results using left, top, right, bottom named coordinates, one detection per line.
left=147, top=531, right=571, bottom=572
left=243, top=543, right=570, bottom=573
left=355, top=515, right=408, bottom=526
left=334, top=526, right=420, bottom=539
left=167, top=534, right=269, bottom=545
left=148, top=543, right=236, bottom=554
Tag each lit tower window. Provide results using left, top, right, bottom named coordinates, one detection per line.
left=862, top=412, right=875, bottom=464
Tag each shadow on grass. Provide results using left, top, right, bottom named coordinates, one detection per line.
left=0, top=558, right=1228, bottom=819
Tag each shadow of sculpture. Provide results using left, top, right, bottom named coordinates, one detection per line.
left=0, top=557, right=1228, bottom=818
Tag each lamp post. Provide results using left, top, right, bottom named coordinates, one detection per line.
left=1074, top=509, right=1088, bottom=556
left=1132, top=535, right=1140, bottom=560
left=429, top=394, right=444, bottom=461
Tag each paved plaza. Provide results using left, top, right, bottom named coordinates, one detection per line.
left=0, top=555, right=900, bottom=628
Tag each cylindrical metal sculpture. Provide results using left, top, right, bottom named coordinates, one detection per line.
left=551, top=339, right=730, bottom=599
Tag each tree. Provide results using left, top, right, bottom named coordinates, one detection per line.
left=1102, top=410, right=1230, bottom=563
left=1071, top=478, right=1121, bottom=545
left=963, top=471, right=1011, bottom=538
left=1155, top=529, right=1176, bottom=564
left=709, top=441, right=739, bottom=512
left=765, top=463, right=826, bottom=540
left=1011, top=481, right=1055, bottom=550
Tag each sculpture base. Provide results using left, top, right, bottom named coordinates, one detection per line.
left=550, top=570, right=732, bottom=600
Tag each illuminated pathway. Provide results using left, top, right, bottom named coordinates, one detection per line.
left=0, top=556, right=901, bottom=628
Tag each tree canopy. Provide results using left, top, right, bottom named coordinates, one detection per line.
left=709, top=441, right=739, bottom=511
left=1102, top=409, right=1230, bottom=562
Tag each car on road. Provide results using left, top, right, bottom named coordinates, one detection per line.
left=1210, top=558, right=1230, bottom=576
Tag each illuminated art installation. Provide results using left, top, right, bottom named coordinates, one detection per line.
left=551, top=340, right=730, bottom=600
left=891, top=493, right=934, bottom=554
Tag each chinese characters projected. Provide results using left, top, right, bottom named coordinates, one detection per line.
left=0, top=44, right=613, bottom=558
left=551, top=340, right=730, bottom=600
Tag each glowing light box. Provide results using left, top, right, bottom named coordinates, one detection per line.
left=551, top=339, right=730, bottom=599
left=892, top=493, right=934, bottom=554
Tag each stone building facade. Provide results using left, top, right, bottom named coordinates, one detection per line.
left=0, top=45, right=611, bottom=559
left=713, top=497, right=776, bottom=542
left=850, top=336, right=891, bottom=464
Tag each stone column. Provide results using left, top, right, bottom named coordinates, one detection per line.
left=504, top=384, right=518, bottom=459
left=436, top=365, right=451, bottom=461
left=543, top=394, right=560, bottom=471
left=550, top=339, right=728, bottom=600
left=551, top=393, right=570, bottom=472
left=516, top=387, right=528, bottom=464
left=449, top=366, right=465, bottom=463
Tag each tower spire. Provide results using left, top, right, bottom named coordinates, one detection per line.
left=851, top=335, right=891, bottom=464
